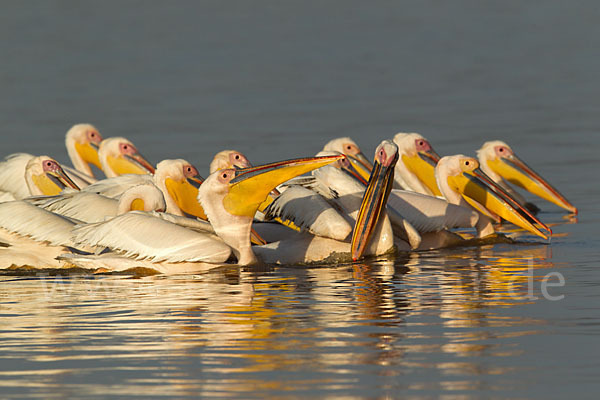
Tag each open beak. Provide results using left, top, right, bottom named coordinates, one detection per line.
left=447, top=165, right=551, bottom=239
left=164, top=175, right=208, bottom=220
left=75, top=141, right=103, bottom=169
left=401, top=149, right=443, bottom=196
left=224, top=155, right=344, bottom=217
left=41, top=168, right=81, bottom=195
left=351, top=149, right=398, bottom=261
left=487, top=155, right=577, bottom=214
left=347, top=152, right=374, bottom=184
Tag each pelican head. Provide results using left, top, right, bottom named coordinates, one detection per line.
left=154, top=159, right=206, bottom=219
left=351, top=140, right=398, bottom=261
left=477, top=140, right=577, bottom=214
left=25, top=156, right=80, bottom=196
left=322, top=137, right=373, bottom=182
left=117, top=183, right=166, bottom=214
left=98, top=137, right=155, bottom=178
left=209, top=150, right=252, bottom=173
left=436, top=155, right=551, bottom=239
left=392, top=132, right=442, bottom=196
left=198, top=154, right=344, bottom=266
left=65, top=123, right=104, bottom=176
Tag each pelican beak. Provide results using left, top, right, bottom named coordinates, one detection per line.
left=129, top=198, right=146, bottom=211
left=124, top=152, right=156, bottom=174
left=165, top=174, right=208, bottom=220
left=351, top=144, right=398, bottom=261
left=340, top=156, right=369, bottom=186
left=75, top=141, right=103, bottom=169
left=401, top=149, right=443, bottom=196
left=224, top=155, right=344, bottom=217
left=447, top=159, right=551, bottom=239
left=250, top=228, right=267, bottom=245
left=107, top=150, right=155, bottom=176
left=487, top=154, right=577, bottom=214
left=347, top=152, right=374, bottom=183
left=39, top=168, right=80, bottom=195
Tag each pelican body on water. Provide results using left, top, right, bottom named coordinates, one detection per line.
left=0, top=127, right=576, bottom=274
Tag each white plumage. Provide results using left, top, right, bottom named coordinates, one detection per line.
left=71, top=211, right=231, bottom=263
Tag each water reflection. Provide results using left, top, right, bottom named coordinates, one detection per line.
left=0, top=238, right=567, bottom=398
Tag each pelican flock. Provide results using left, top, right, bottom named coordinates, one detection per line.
left=0, top=124, right=576, bottom=274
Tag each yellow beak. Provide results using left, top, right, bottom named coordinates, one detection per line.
left=32, top=167, right=81, bottom=195
left=347, top=152, right=374, bottom=183
left=74, top=141, right=103, bottom=170
left=447, top=166, right=551, bottom=239
left=401, top=149, right=443, bottom=196
left=165, top=175, right=208, bottom=220
left=223, top=155, right=344, bottom=217
left=487, top=155, right=577, bottom=214
left=340, top=155, right=369, bottom=185
left=351, top=152, right=397, bottom=261
left=106, top=152, right=155, bottom=176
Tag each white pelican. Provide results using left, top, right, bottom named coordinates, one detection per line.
left=392, top=132, right=442, bottom=196
left=322, top=137, right=373, bottom=182
left=435, top=155, right=551, bottom=239
left=98, top=137, right=155, bottom=177
left=64, top=154, right=365, bottom=272
left=477, top=140, right=577, bottom=214
left=0, top=184, right=166, bottom=269
left=202, top=149, right=396, bottom=265
left=0, top=154, right=80, bottom=201
left=71, top=159, right=204, bottom=218
left=63, top=123, right=104, bottom=187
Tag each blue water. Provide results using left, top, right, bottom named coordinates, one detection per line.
left=1, top=1, right=600, bottom=398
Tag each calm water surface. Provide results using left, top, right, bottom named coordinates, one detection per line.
left=1, top=1, right=600, bottom=398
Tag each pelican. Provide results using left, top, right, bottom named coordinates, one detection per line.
left=392, top=132, right=442, bottom=196
left=63, top=123, right=104, bottom=187
left=435, top=155, right=551, bottom=239
left=202, top=149, right=396, bottom=265
left=322, top=137, right=373, bottom=182
left=37, top=159, right=204, bottom=220
left=0, top=154, right=80, bottom=201
left=98, top=137, right=155, bottom=177
left=477, top=140, right=577, bottom=214
left=0, top=183, right=166, bottom=269
left=61, top=155, right=346, bottom=272
left=257, top=141, right=406, bottom=262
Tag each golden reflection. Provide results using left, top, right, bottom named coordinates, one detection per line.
left=0, top=229, right=569, bottom=397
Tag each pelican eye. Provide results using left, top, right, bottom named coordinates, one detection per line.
left=234, top=154, right=240, bottom=160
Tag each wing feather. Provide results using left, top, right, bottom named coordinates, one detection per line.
left=264, top=186, right=352, bottom=241
left=0, top=201, right=76, bottom=246
left=388, top=190, right=478, bottom=233
left=80, top=174, right=153, bottom=198
left=63, top=165, right=97, bottom=187
left=71, top=211, right=231, bottom=263
left=27, top=192, right=118, bottom=223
